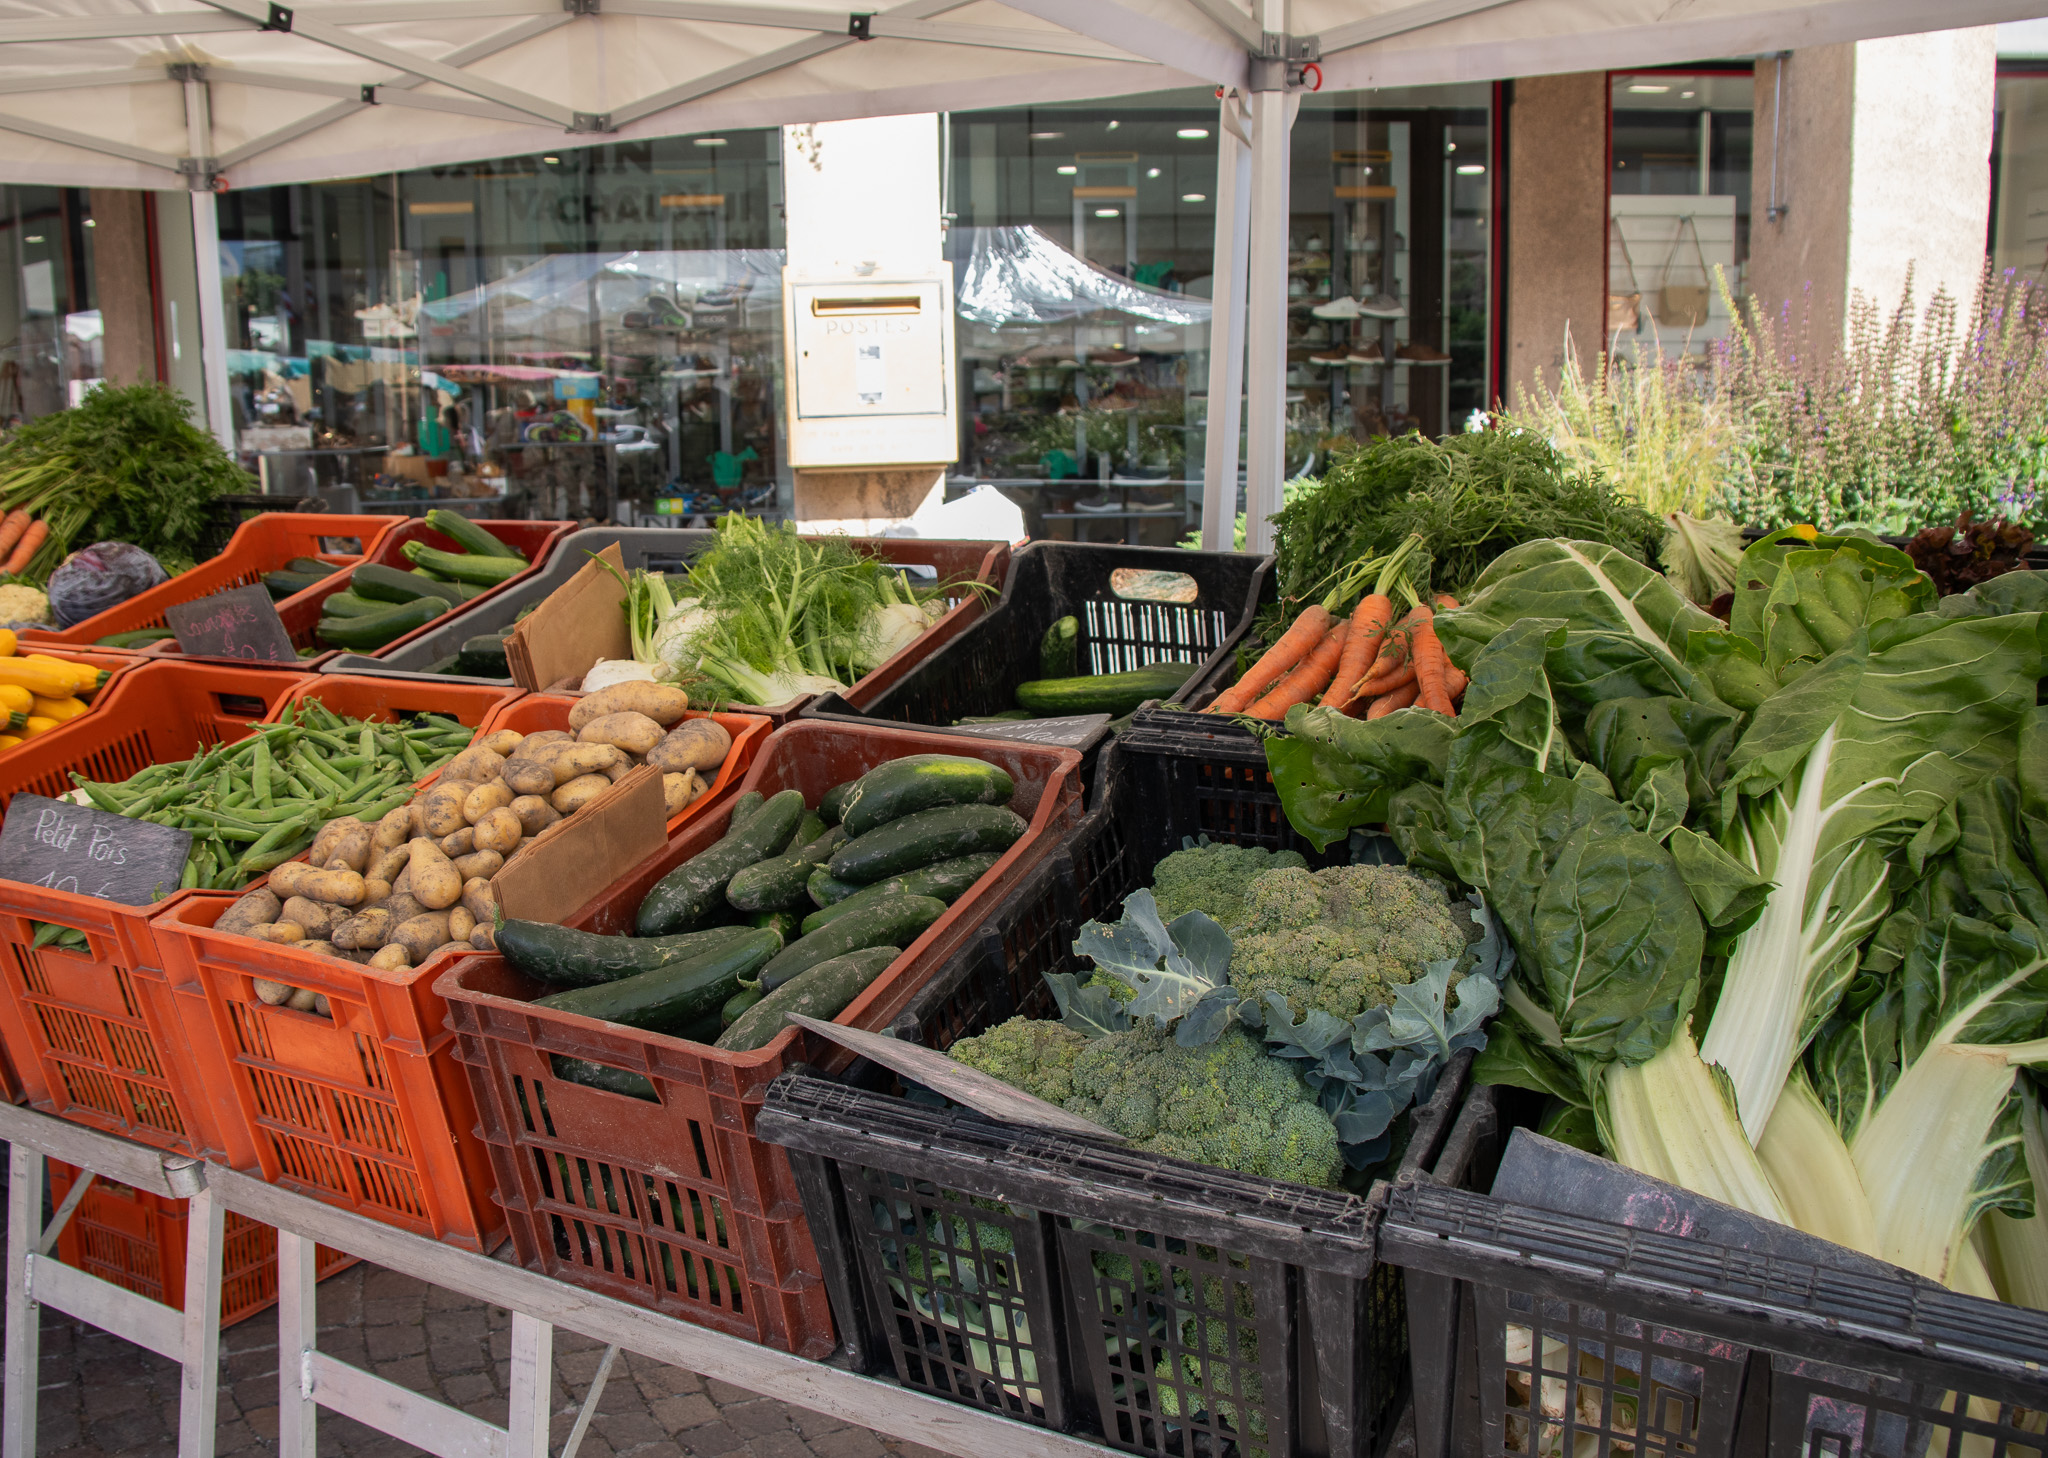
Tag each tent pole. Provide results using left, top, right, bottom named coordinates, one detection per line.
left=1201, top=91, right=1251, bottom=551
left=1242, top=52, right=1293, bottom=555
left=189, top=191, right=235, bottom=453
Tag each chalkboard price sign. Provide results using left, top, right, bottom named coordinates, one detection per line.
left=942, top=713, right=1110, bottom=749
left=0, top=794, right=192, bottom=907
left=165, top=584, right=300, bottom=663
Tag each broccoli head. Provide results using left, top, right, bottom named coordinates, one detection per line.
left=951, top=1019, right=1342, bottom=1188
left=1229, top=863, right=1472, bottom=1022
left=1147, top=841, right=1309, bottom=927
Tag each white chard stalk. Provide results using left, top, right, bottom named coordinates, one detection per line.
left=1755, top=1071, right=1881, bottom=1257
left=1605, top=1026, right=1792, bottom=1226
left=1984, top=1091, right=2048, bottom=1310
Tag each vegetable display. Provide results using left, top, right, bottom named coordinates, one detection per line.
left=0, top=635, right=108, bottom=752
left=313, top=511, right=526, bottom=652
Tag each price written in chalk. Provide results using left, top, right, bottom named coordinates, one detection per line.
left=165, top=584, right=300, bottom=663
left=0, top=795, right=192, bottom=907
left=942, top=713, right=1110, bottom=749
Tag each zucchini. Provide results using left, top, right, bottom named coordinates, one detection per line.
left=425, top=508, right=525, bottom=561
left=285, top=557, right=334, bottom=575
left=798, top=852, right=1001, bottom=935
left=830, top=804, right=1027, bottom=885
left=807, top=866, right=862, bottom=908
left=550, top=1054, right=656, bottom=1100
left=754, top=896, right=944, bottom=994
left=1014, top=662, right=1189, bottom=717
left=726, top=826, right=846, bottom=913
left=498, top=921, right=755, bottom=989
left=317, top=592, right=387, bottom=618
left=818, top=780, right=858, bottom=826
left=534, top=928, right=780, bottom=1032
left=96, top=628, right=176, bottom=648
left=721, top=985, right=765, bottom=1027
left=839, top=755, right=1015, bottom=839
left=1041, top=615, right=1079, bottom=678
left=401, top=541, right=527, bottom=586
left=453, top=635, right=510, bottom=677
left=717, top=946, right=901, bottom=1052
left=635, top=789, right=806, bottom=936
left=264, top=569, right=330, bottom=599
left=316, top=596, right=449, bottom=650
left=353, top=561, right=451, bottom=605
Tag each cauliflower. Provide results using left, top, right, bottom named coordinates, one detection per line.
left=1147, top=841, right=1308, bottom=928
left=0, top=584, right=48, bottom=624
left=950, top=1018, right=1342, bottom=1188
left=1228, top=864, right=1473, bottom=1022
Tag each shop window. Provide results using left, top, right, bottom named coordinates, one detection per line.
left=1992, top=62, right=2048, bottom=279
left=1608, top=70, right=1754, bottom=359
left=0, top=187, right=98, bottom=425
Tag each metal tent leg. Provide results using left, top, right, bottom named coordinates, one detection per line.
left=3, top=1145, right=44, bottom=1458
left=277, top=1230, right=319, bottom=1458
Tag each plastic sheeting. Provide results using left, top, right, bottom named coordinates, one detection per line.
left=954, top=225, right=1210, bottom=327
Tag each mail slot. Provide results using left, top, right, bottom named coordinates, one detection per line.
left=811, top=296, right=921, bottom=316
left=784, top=269, right=956, bottom=468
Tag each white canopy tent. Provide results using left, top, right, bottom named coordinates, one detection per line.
left=0, top=0, right=2035, bottom=547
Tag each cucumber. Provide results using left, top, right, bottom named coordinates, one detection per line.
left=1014, top=662, right=1189, bottom=717
left=96, top=628, right=176, bottom=648
left=425, top=508, right=525, bottom=561
left=731, top=790, right=764, bottom=827
left=956, top=711, right=1033, bottom=724
left=830, top=804, right=1027, bottom=885
left=794, top=812, right=827, bottom=848
left=721, top=985, right=765, bottom=1027
left=352, top=561, right=451, bottom=604
left=818, top=780, right=858, bottom=826
left=402, top=542, right=527, bottom=586
left=498, top=921, right=755, bottom=988
left=726, top=826, right=846, bottom=913
left=839, top=755, right=1015, bottom=839
left=264, top=569, right=330, bottom=599
left=753, top=896, right=944, bottom=993
left=316, top=597, right=449, bottom=650
left=635, top=789, right=806, bottom=936
left=317, top=592, right=387, bottom=618
left=751, top=908, right=804, bottom=942
left=453, top=635, right=510, bottom=676
left=550, top=1054, right=657, bottom=1100
left=808, top=866, right=862, bottom=908
left=285, top=557, right=334, bottom=575
left=534, top=928, right=780, bottom=1032
left=1041, top=615, right=1079, bottom=678
left=717, top=946, right=901, bottom=1052
left=798, top=852, right=1001, bottom=935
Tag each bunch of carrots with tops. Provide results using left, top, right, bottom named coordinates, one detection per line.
left=0, top=511, right=49, bottom=578
left=1205, top=534, right=1469, bottom=721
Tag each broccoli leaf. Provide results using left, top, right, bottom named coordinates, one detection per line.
left=1356, top=961, right=1500, bottom=1063
left=1072, top=890, right=1232, bottom=1028
left=1175, top=984, right=1248, bottom=1048
left=1046, top=973, right=1130, bottom=1037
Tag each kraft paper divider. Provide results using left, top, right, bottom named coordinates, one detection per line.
left=506, top=542, right=629, bottom=692
left=490, top=762, right=666, bottom=927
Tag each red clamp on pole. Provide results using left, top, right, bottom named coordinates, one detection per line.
left=1300, top=62, right=1323, bottom=91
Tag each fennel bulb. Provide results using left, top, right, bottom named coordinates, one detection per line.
left=852, top=601, right=931, bottom=673
left=651, top=597, right=719, bottom=678
left=581, top=658, right=657, bottom=692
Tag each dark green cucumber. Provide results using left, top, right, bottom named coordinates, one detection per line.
left=731, top=791, right=764, bottom=827
left=1014, top=662, right=1188, bottom=717
left=316, top=596, right=449, bottom=650
left=818, top=780, right=858, bottom=825
left=402, top=541, right=527, bottom=586
left=956, top=711, right=1033, bottom=724
left=751, top=908, right=803, bottom=942
left=726, top=826, right=846, bottom=913
left=550, top=1054, right=657, bottom=1100
left=96, top=628, right=177, bottom=648
left=317, top=592, right=386, bottom=618
left=830, top=804, right=1027, bottom=885
left=498, top=921, right=755, bottom=988
left=264, top=569, right=330, bottom=599
left=794, top=812, right=827, bottom=848
left=754, top=896, right=944, bottom=993
left=635, top=789, right=806, bottom=936
left=839, top=755, right=1015, bottom=838
left=721, top=985, right=765, bottom=1027
left=717, top=946, right=901, bottom=1051
left=425, top=508, right=525, bottom=561
left=533, top=928, right=780, bottom=1032
left=808, top=866, right=862, bottom=908
left=453, top=634, right=510, bottom=676
left=1041, top=615, right=1079, bottom=678
left=798, top=852, right=1001, bottom=935
left=285, top=557, right=336, bottom=575
left=352, top=561, right=451, bottom=604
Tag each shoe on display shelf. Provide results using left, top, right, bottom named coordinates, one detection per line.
left=1312, top=296, right=1365, bottom=319
left=1347, top=341, right=1385, bottom=364
left=1309, top=351, right=1351, bottom=366
left=1358, top=293, right=1408, bottom=318
left=1395, top=342, right=1452, bottom=364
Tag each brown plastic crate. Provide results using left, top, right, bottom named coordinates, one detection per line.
left=435, top=718, right=1085, bottom=1355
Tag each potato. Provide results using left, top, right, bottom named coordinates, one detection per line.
left=327, top=821, right=373, bottom=873
left=502, top=750, right=562, bottom=798
left=602, top=759, right=631, bottom=784
left=463, top=780, right=514, bottom=825
left=473, top=807, right=523, bottom=856
left=551, top=773, right=610, bottom=815
left=258, top=922, right=306, bottom=944
left=577, top=711, right=665, bottom=757
left=547, top=743, right=623, bottom=786
left=331, top=907, right=392, bottom=951
left=518, top=729, right=573, bottom=751
left=407, top=840, right=463, bottom=911
left=391, top=862, right=414, bottom=898
left=419, top=782, right=470, bottom=838
left=313, top=994, right=332, bottom=1015
left=390, top=912, right=451, bottom=965
left=439, top=745, right=506, bottom=785
left=459, top=877, right=495, bottom=925
left=479, top=729, right=524, bottom=757
left=447, top=905, right=475, bottom=943
left=570, top=681, right=691, bottom=730
left=452, top=849, right=503, bottom=882
left=647, top=719, right=731, bottom=775
left=308, top=817, right=362, bottom=868
left=360, top=878, right=392, bottom=907
left=469, top=923, right=497, bottom=951
left=374, top=807, right=413, bottom=849
left=286, top=986, right=320, bottom=1012
left=438, top=827, right=476, bottom=857
left=662, top=770, right=703, bottom=818
left=280, top=897, right=338, bottom=940
left=369, top=944, right=410, bottom=971
left=218, top=888, right=281, bottom=938
left=269, top=862, right=366, bottom=906
left=406, top=801, right=426, bottom=839
left=368, top=844, right=411, bottom=883
left=252, top=978, right=294, bottom=1006
left=379, top=892, right=426, bottom=925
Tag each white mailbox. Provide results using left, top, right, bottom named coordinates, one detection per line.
left=782, top=270, right=957, bottom=469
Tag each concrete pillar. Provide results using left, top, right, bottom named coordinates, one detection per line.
left=87, top=190, right=158, bottom=386
left=1748, top=29, right=1996, bottom=344
left=151, top=192, right=208, bottom=420
left=1504, top=73, right=1609, bottom=405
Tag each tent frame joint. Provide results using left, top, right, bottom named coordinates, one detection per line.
left=176, top=157, right=219, bottom=192
left=1248, top=32, right=1317, bottom=91
left=848, top=12, right=873, bottom=39
left=259, top=3, right=293, bottom=32
left=561, top=0, right=600, bottom=14
left=569, top=110, right=614, bottom=132
left=166, top=62, right=204, bottom=83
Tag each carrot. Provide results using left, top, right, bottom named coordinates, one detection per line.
left=3, top=520, right=47, bottom=577
left=1209, top=604, right=1334, bottom=714
left=1319, top=535, right=1423, bottom=709
left=1410, top=609, right=1455, bottom=714
left=1345, top=660, right=1415, bottom=707
left=1367, top=683, right=1420, bottom=718
left=0, top=510, right=31, bottom=564
left=1444, top=662, right=1469, bottom=703
left=1249, top=621, right=1348, bottom=719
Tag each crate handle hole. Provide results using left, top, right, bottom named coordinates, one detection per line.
left=216, top=694, right=270, bottom=719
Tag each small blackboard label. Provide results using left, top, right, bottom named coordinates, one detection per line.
left=0, top=795, right=192, bottom=907
left=943, top=713, right=1110, bottom=748
left=165, top=584, right=299, bottom=663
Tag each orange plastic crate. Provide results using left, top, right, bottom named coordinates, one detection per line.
left=46, top=1160, right=351, bottom=1328
left=26, top=514, right=403, bottom=648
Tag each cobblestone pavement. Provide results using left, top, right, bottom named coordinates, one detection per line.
left=21, top=1260, right=960, bottom=1458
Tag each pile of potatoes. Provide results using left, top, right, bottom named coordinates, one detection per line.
left=212, top=682, right=734, bottom=1011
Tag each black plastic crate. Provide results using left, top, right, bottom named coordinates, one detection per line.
left=802, top=542, right=1275, bottom=734
left=197, top=493, right=322, bottom=559
left=1384, top=1164, right=2048, bottom=1458
left=754, top=734, right=1493, bottom=1458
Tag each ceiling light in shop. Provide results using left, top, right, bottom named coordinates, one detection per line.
left=1456, top=164, right=1486, bottom=175
left=1057, top=165, right=1077, bottom=175
left=1446, top=141, right=1457, bottom=152
left=543, top=155, right=559, bottom=164
left=24, top=236, right=40, bottom=243
left=1176, top=128, right=1209, bottom=139
left=1627, top=83, right=1670, bottom=93
left=1106, top=120, right=1120, bottom=130
left=695, top=137, right=728, bottom=146
left=1682, top=90, right=1696, bottom=97
left=1030, top=131, right=1063, bottom=139
left=1181, top=193, right=1206, bottom=202
left=82, top=220, right=94, bottom=228
left=1146, top=167, right=1160, bottom=177
left=1094, top=207, right=1121, bottom=217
